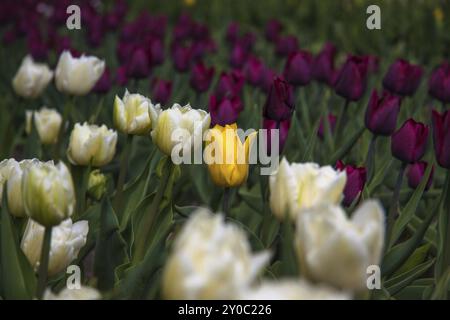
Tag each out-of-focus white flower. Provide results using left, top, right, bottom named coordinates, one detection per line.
left=12, top=55, right=53, bottom=99
left=44, top=286, right=100, bottom=300
left=21, top=218, right=88, bottom=276
left=295, top=200, right=385, bottom=290
left=269, top=157, right=346, bottom=220
left=113, top=90, right=161, bottom=135
left=239, top=278, right=351, bottom=300
left=55, top=50, right=105, bottom=96
left=67, top=122, right=117, bottom=167
left=151, top=103, right=210, bottom=157
left=25, top=107, right=62, bottom=145
left=162, top=208, right=270, bottom=299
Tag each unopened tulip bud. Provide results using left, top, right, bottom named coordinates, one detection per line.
left=383, top=59, right=423, bottom=96
left=190, top=62, right=215, bottom=93
left=126, top=46, right=150, bottom=79
left=262, top=117, right=290, bottom=155
left=365, top=90, right=401, bottom=136
left=429, top=62, right=450, bottom=104
left=406, top=161, right=434, bottom=190
left=263, top=77, right=294, bottom=122
left=244, top=56, right=264, bottom=86
left=215, top=71, right=244, bottom=100
left=312, top=42, right=336, bottom=86
left=334, top=55, right=368, bottom=101
left=67, top=123, right=117, bottom=167
left=265, top=19, right=283, bottom=43
left=391, top=119, right=429, bottom=163
left=12, top=55, right=53, bottom=99
left=209, top=95, right=243, bottom=126
left=431, top=109, right=450, bottom=168
left=283, top=50, right=313, bottom=87
left=87, top=169, right=107, bottom=200
left=92, top=68, right=112, bottom=94
left=151, top=78, right=172, bottom=105
left=336, top=160, right=367, bottom=207
left=275, top=35, right=298, bottom=57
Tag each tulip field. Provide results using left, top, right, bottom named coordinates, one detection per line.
left=0, top=0, right=449, bottom=301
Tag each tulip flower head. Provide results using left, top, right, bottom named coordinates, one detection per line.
left=151, top=78, right=172, bottom=105
left=12, top=55, right=53, bottom=99
left=312, top=42, right=337, bottom=86
left=67, top=122, right=118, bottom=167
left=334, top=55, right=368, bottom=101
left=406, top=161, right=434, bottom=190
left=215, top=70, right=244, bottom=99
left=244, top=56, right=265, bottom=86
left=190, top=62, right=215, bottom=93
left=26, top=107, right=63, bottom=145
left=55, top=50, right=105, bottom=96
left=283, top=50, right=313, bottom=87
left=275, top=35, right=298, bottom=57
left=383, top=59, right=423, bottom=96
left=92, top=68, right=112, bottom=94
left=336, top=160, right=367, bottom=207
left=365, top=90, right=402, bottom=136
left=431, top=109, right=450, bottom=168
left=429, top=62, right=450, bottom=104
left=265, top=19, right=283, bottom=43
left=205, top=123, right=256, bottom=188
left=209, top=95, right=243, bottom=126
left=262, top=117, right=291, bottom=155
left=391, top=119, right=429, bottom=163
left=263, top=77, right=295, bottom=122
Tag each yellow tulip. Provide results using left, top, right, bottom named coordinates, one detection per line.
left=205, top=123, right=256, bottom=188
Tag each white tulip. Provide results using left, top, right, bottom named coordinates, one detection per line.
left=67, top=122, right=117, bottom=167
left=240, top=278, right=351, bottom=300
left=44, top=286, right=101, bottom=300
left=269, top=157, right=346, bottom=220
left=151, top=103, right=210, bottom=157
left=162, top=208, right=270, bottom=299
left=21, top=218, right=88, bottom=276
left=113, top=90, right=161, bottom=135
left=25, top=107, right=63, bottom=145
left=295, top=200, right=385, bottom=291
left=12, top=55, right=53, bottom=99
left=55, top=50, right=105, bottom=96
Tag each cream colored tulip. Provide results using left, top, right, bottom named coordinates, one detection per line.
left=12, top=55, right=53, bottom=99
left=113, top=90, right=161, bottom=135
left=44, top=286, right=101, bottom=300
left=25, top=107, right=63, bottom=145
left=269, top=157, right=346, bottom=220
left=21, top=218, right=88, bottom=276
left=151, top=103, right=210, bottom=157
left=67, top=122, right=117, bottom=167
left=240, top=279, right=351, bottom=300
left=22, top=161, right=75, bottom=227
left=295, top=200, right=385, bottom=291
left=55, top=50, right=105, bottom=96
left=162, top=208, right=270, bottom=300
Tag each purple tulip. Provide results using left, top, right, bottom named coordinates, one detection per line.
left=391, top=119, right=429, bottom=163
left=283, top=50, right=313, bottom=86
left=230, top=43, right=248, bottom=69
left=336, top=161, right=367, bottom=207
left=116, top=66, right=128, bottom=87
left=365, top=54, right=380, bottom=74
left=365, top=90, right=402, bottom=136
left=406, top=161, right=434, bottom=190
left=431, top=109, right=450, bottom=169
left=226, top=22, right=240, bottom=44
left=215, top=71, right=244, bottom=100
left=244, top=56, right=264, bottom=86
left=383, top=59, right=423, bottom=96
left=265, top=19, right=283, bottom=42
left=312, top=42, right=336, bottom=86
left=209, top=95, right=243, bottom=126
left=263, top=77, right=295, bottom=121
left=172, top=44, right=192, bottom=73
left=92, top=68, right=112, bottom=94
left=429, top=62, right=450, bottom=104
left=259, top=67, right=278, bottom=93
left=126, top=46, right=150, bottom=79
left=27, top=34, right=48, bottom=61
left=334, top=55, right=369, bottom=101
left=190, top=62, right=215, bottom=93
left=147, top=37, right=164, bottom=66
left=263, top=117, right=291, bottom=155
left=318, top=114, right=337, bottom=140
left=151, top=78, right=172, bottom=105
left=275, top=35, right=298, bottom=57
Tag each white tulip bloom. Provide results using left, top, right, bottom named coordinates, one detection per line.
left=26, top=107, right=63, bottom=145
left=12, top=55, right=53, bottom=99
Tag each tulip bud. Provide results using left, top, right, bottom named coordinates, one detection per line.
left=172, top=44, right=192, bottom=73
left=283, top=50, right=313, bottom=86
left=407, top=161, right=434, bottom=190
left=215, top=70, right=244, bottom=100
left=263, top=77, right=294, bottom=122
left=265, top=19, right=283, bottom=42
left=55, top=50, right=105, bottom=96
left=431, top=109, right=450, bottom=168
left=92, top=68, right=112, bottom=94
left=12, top=55, right=53, bottom=99
left=151, top=103, right=210, bottom=157
left=262, top=117, right=290, bottom=155
left=336, top=160, right=367, bottom=207
left=229, top=43, right=248, bottom=69
left=225, top=22, right=239, bottom=44
left=21, top=218, right=88, bottom=276
left=295, top=201, right=385, bottom=290
left=243, top=56, right=264, bottom=86
left=269, top=158, right=346, bottom=220
left=383, top=59, right=423, bottom=97
left=0, top=159, right=39, bottom=218
left=275, top=35, right=298, bottom=57
left=67, top=123, right=117, bottom=167
left=334, top=55, right=368, bottom=101
left=22, top=161, right=75, bottom=227
left=391, top=119, right=429, bottom=163
left=365, top=90, right=402, bottom=136
left=189, top=62, right=215, bottom=93
left=209, top=95, right=243, bottom=126
left=205, top=124, right=256, bottom=188
left=429, top=62, right=450, bottom=104
left=151, top=78, right=172, bottom=105
left=44, top=286, right=101, bottom=300
left=312, top=42, right=336, bottom=86
left=87, top=169, right=107, bottom=200
left=317, top=113, right=337, bottom=140
left=114, top=90, right=161, bottom=135
left=26, top=107, right=63, bottom=145
left=162, top=208, right=270, bottom=299
left=239, top=279, right=350, bottom=300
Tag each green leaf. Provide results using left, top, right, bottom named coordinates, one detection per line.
left=389, top=163, right=433, bottom=248
left=238, top=185, right=263, bottom=213
left=393, top=244, right=430, bottom=277
left=329, top=125, right=366, bottom=164
left=365, top=158, right=393, bottom=196
left=431, top=268, right=450, bottom=300
left=280, top=221, right=298, bottom=277
left=301, top=118, right=319, bottom=162
left=94, top=197, right=129, bottom=291
left=0, top=192, right=36, bottom=299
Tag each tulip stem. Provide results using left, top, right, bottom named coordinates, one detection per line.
left=223, top=187, right=231, bottom=216
left=365, top=134, right=378, bottom=183
left=53, top=96, right=74, bottom=160
left=436, top=170, right=450, bottom=279
left=386, top=162, right=407, bottom=244
left=114, top=134, right=133, bottom=215
left=76, top=164, right=91, bottom=216
left=36, top=226, right=52, bottom=299
left=335, top=99, right=349, bottom=143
